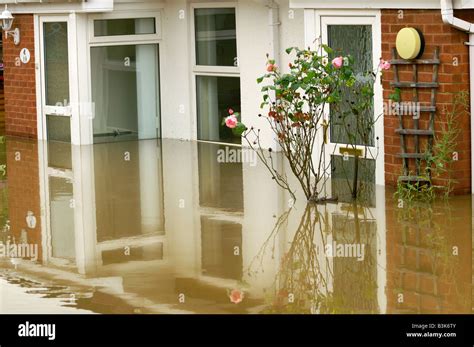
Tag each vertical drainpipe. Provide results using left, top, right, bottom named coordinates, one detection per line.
left=470, top=35, right=474, bottom=194
left=440, top=0, right=474, bottom=193
left=268, top=0, right=281, bottom=67
left=266, top=1, right=285, bottom=216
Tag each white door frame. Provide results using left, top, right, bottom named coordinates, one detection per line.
left=36, top=14, right=81, bottom=144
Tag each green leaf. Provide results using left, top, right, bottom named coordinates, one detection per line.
left=257, top=76, right=264, bottom=84
left=389, top=88, right=401, bottom=103
left=232, top=123, right=247, bottom=136
left=321, top=44, right=333, bottom=55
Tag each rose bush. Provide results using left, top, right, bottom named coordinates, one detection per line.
left=225, top=46, right=389, bottom=201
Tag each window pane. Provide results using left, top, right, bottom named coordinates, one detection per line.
left=195, top=8, right=237, bottom=66
left=44, top=22, right=69, bottom=106
left=46, top=115, right=71, bottom=143
left=196, top=75, right=241, bottom=143
left=91, top=44, right=160, bottom=143
left=94, top=18, right=156, bottom=37
left=328, top=25, right=374, bottom=146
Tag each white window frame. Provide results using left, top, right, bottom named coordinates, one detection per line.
left=190, top=2, right=241, bottom=144
left=88, top=11, right=162, bottom=45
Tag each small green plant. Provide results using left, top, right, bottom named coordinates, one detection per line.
left=388, top=87, right=401, bottom=103
left=395, top=178, right=436, bottom=202
left=427, top=91, right=467, bottom=196
left=396, top=91, right=467, bottom=202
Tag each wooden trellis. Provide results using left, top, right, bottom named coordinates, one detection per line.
left=390, top=47, right=440, bottom=182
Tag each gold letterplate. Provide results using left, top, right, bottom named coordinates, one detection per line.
left=339, top=147, right=363, bottom=157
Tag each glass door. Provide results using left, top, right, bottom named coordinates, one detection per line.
left=88, top=14, right=162, bottom=144
left=91, top=43, right=161, bottom=143
left=320, top=16, right=384, bottom=201
left=39, top=17, right=73, bottom=143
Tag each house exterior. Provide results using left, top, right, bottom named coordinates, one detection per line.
left=1, top=0, right=474, bottom=194
left=1, top=0, right=472, bottom=314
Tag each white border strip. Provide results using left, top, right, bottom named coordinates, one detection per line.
left=291, top=0, right=464, bottom=9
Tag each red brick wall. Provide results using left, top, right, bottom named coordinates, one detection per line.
left=6, top=138, right=42, bottom=261
left=381, top=10, right=472, bottom=194
left=4, top=14, right=37, bottom=138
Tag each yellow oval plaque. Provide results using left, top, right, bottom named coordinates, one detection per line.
left=396, top=27, right=422, bottom=60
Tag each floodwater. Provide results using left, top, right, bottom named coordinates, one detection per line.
left=0, top=137, right=472, bottom=314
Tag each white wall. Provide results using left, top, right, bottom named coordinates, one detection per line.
left=160, top=0, right=194, bottom=140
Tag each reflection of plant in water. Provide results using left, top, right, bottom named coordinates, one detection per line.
left=270, top=206, right=327, bottom=313
left=247, top=203, right=379, bottom=314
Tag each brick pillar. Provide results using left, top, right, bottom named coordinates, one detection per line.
left=4, top=14, right=37, bottom=138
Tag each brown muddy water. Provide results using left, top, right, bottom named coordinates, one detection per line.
left=0, top=138, right=472, bottom=314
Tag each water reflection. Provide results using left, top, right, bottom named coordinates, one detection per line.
left=0, top=138, right=471, bottom=314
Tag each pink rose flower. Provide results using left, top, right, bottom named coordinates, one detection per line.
left=379, top=59, right=391, bottom=70
left=267, top=64, right=277, bottom=72
left=332, top=56, right=344, bottom=69
left=225, top=115, right=238, bottom=129
left=229, top=289, right=244, bottom=304
left=228, top=108, right=234, bottom=115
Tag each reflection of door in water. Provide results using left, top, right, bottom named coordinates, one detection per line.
left=49, top=177, right=75, bottom=261
left=331, top=212, right=378, bottom=313
left=94, top=141, right=165, bottom=242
